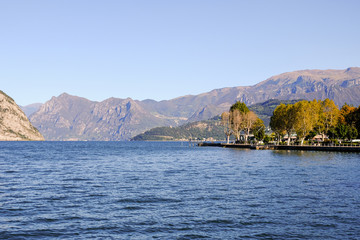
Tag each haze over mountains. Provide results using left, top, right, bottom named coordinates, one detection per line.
left=28, top=67, right=360, bottom=141
left=21, top=103, right=42, bottom=117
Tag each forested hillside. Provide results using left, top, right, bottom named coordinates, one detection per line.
left=131, top=118, right=225, bottom=141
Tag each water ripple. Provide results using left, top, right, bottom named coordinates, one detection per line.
left=0, top=141, right=359, bottom=239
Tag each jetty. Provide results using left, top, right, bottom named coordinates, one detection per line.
left=198, top=142, right=360, bottom=152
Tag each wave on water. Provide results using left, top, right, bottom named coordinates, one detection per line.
left=0, top=141, right=359, bottom=239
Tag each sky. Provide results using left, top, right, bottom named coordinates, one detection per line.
left=1, top=0, right=359, bottom=106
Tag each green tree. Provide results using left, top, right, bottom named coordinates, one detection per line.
left=283, top=104, right=298, bottom=145
left=336, top=124, right=348, bottom=140
left=345, top=106, right=360, bottom=139
left=270, top=103, right=297, bottom=145
left=263, top=134, right=271, bottom=144
left=270, top=104, right=286, bottom=144
left=252, top=118, right=265, bottom=142
left=229, top=101, right=252, bottom=143
left=335, top=104, right=360, bottom=141
left=347, top=125, right=358, bottom=142
left=230, top=101, right=250, bottom=113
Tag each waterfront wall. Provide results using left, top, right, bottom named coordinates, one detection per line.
left=198, top=142, right=360, bottom=152
left=274, top=145, right=360, bottom=152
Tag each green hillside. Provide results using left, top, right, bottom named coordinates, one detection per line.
left=131, top=118, right=226, bottom=141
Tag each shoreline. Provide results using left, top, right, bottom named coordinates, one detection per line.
left=198, top=142, right=360, bottom=153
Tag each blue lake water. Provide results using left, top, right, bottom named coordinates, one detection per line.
left=0, top=141, right=359, bottom=239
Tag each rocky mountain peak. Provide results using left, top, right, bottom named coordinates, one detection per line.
left=345, top=67, right=360, bottom=75
left=0, top=90, right=44, bottom=141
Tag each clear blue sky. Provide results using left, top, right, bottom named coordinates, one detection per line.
left=1, top=0, right=359, bottom=106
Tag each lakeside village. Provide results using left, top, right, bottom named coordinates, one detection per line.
left=202, top=99, right=360, bottom=148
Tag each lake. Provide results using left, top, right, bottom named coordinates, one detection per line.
left=0, top=141, right=359, bottom=239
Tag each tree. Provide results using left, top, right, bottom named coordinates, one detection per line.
left=327, top=127, right=338, bottom=141
left=345, top=106, right=360, bottom=139
left=221, top=112, right=232, bottom=144
left=339, top=104, right=356, bottom=125
left=321, top=99, right=340, bottom=140
left=252, top=118, right=265, bottom=142
left=243, top=111, right=258, bottom=143
left=270, top=104, right=286, bottom=144
left=312, top=99, right=340, bottom=142
left=283, top=104, right=298, bottom=145
left=269, top=100, right=359, bottom=144
left=335, top=104, right=360, bottom=141
left=230, top=109, right=243, bottom=142
left=294, top=100, right=319, bottom=145
left=230, top=101, right=249, bottom=113
left=229, top=101, right=252, bottom=143
left=313, top=99, right=325, bottom=140
left=336, top=124, right=348, bottom=140
left=347, top=125, right=358, bottom=142
left=263, top=134, right=271, bottom=144
left=270, top=103, right=297, bottom=145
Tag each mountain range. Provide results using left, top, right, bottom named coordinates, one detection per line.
left=27, top=67, right=360, bottom=141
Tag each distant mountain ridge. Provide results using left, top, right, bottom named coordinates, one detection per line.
left=20, top=103, right=42, bottom=116
left=251, top=67, right=360, bottom=105
left=30, top=93, right=185, bottom=140
left=29, top=67, right=360, bottom=140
